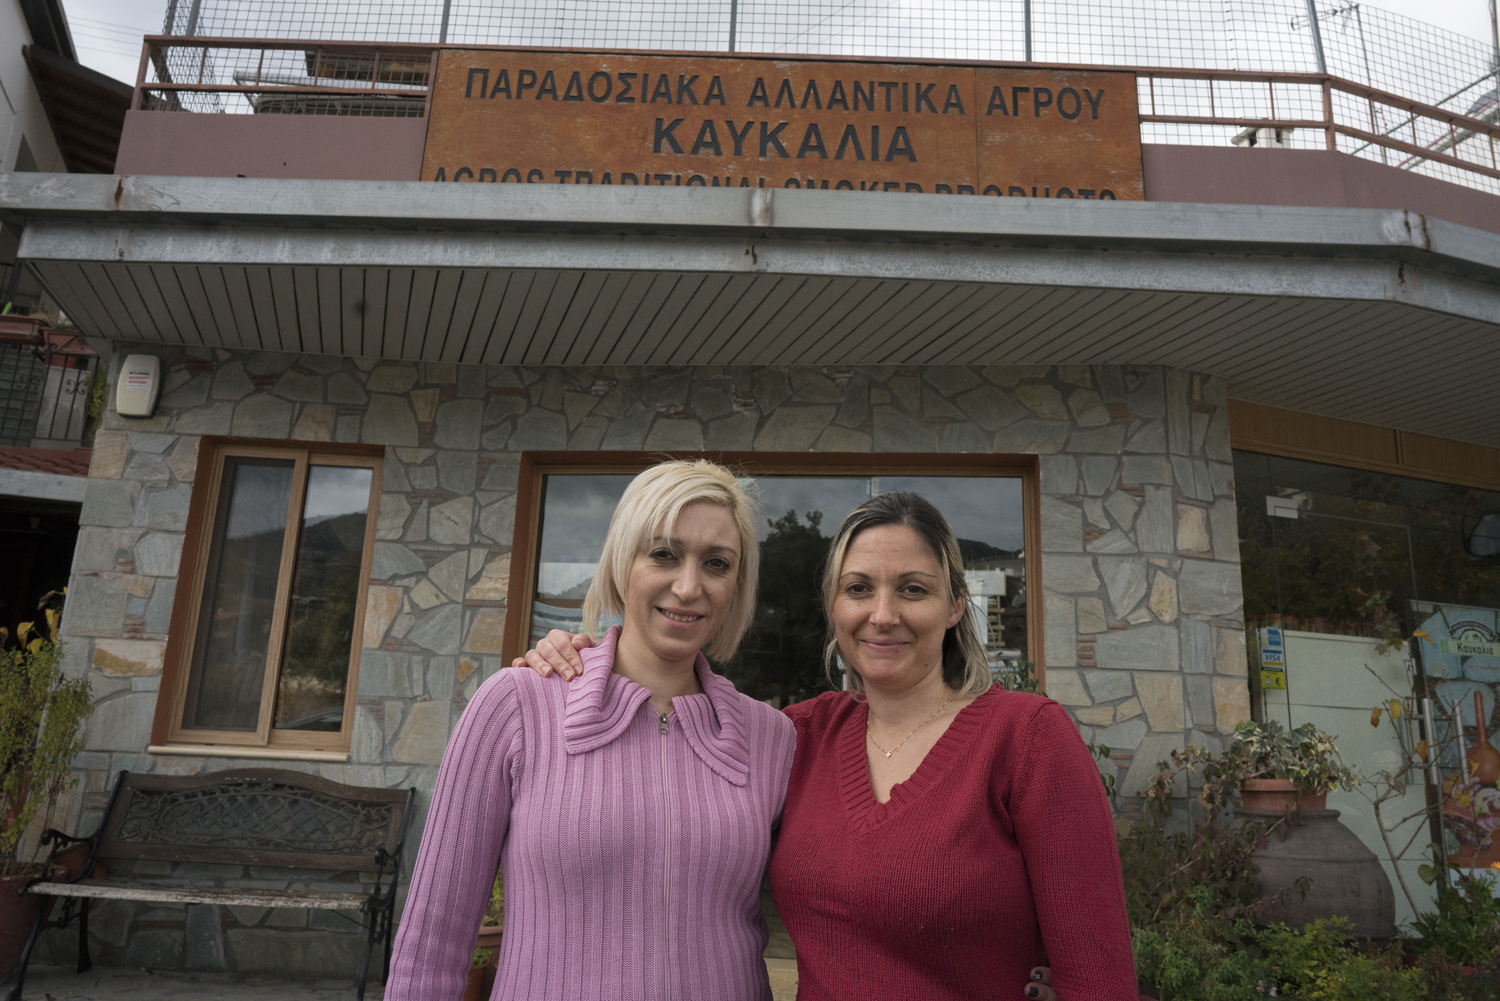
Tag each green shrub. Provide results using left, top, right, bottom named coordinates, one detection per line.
left=1408, top=870, right=1500, bottom=971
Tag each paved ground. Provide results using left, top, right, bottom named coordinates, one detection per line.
left=13, top=967, right=383, bottom=1001
left=14, top=962, right=798, bottom=1000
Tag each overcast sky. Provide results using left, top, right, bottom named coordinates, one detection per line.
left=63, top=0, right=1496, bottom=88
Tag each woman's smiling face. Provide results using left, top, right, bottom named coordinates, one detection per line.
left=621, top=500, right=742, bottom=666
left=831, top=523, right=966, bottom=693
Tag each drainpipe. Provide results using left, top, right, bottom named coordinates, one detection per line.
left=728, top=0, right=738, bottom=52
left=184, top=0, right=202, bottom=37
left=1303, top=0, right=1327, bottom=74
left=1491, top=0, right=1499, bottom=95
left=440, top=0, right=452, bottom=43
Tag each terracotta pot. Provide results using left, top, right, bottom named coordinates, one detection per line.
left=460, top=924, right=503, bottom=1001
left=1239, top=803, right=1395, bottom=938
left=1239, top=778, right=1326, bottom=812
left=0, top=874, right=45, bottom=980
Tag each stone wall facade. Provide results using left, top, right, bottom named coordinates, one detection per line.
left=42, top=346, right=1248, bottom=974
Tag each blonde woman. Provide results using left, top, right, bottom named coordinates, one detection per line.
left=522, top=491, right=1136, bottom=1000
left=387, top=460, right=796, bottom=1001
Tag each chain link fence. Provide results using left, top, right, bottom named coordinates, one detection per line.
left=159, top=0, right=1497, bottom=118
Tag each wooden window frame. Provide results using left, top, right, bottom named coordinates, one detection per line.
left=150, top=436, right=385, bottom=754
left=501, top=451, right=1045, bottom=684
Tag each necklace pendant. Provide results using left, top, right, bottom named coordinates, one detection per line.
left=883, top=750, right=892, bottom=758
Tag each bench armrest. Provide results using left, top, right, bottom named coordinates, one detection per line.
left=35, top=828, right=100, bottom=884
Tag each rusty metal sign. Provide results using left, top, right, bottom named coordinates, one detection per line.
left=421, top=51, right=1143, bottom=199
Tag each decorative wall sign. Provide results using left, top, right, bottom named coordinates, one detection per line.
left=421, top=50, right=1144, bottom=199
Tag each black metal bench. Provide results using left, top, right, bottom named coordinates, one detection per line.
left=8, top=768, right=414, bottom=1001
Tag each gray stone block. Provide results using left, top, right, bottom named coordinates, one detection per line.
left=833, top=380, right=870, bottom=429
left=939, top=423, right=989, bottom=452
left=1209, top=461, right=1234, bottom=498
left=954, top=384, right=1025, bottom=431
left=245, top=352, right=299, bottom=375
left=367, top=365, right=419, bottom=394
left=814, top=426, right=872, bottom=451
left=185, top=904, right=227, bottom=970
left=1181, top=616, right=1213, bottom=674
left=1210, top=499, right=1240, bottom=562
left=371, top=542, right=426, bottom=579
left=1087, top=530, right=1137, bottom=555
left=1178, top=560, right=1243, bottom=616
left=923, top=367, right=982, bottom=396
left=478, top=496, right=517, bottom=544
left=1122, top=733, right=1187, bottom=796
left=161, top=372, right=211, bottom=409
left=701, top=412, right=753, bottom=450
left=224, top=927, right=365, bottom=978
left=1104, top=490, right=1139, bottom=532
left=428, top=497, right=474, bottom=544
left=1085, top=669, right=1135, bottom=703
left=406, top=604, right=464, bottom=655
left=1040, top=496, right=1083, bottom=553
left=872, top=407, right=935, bottom=451
left=362, top=394, right=419, bottom=447
left=128, top=433, right=176, bottom=454
left=1094, top=624, right=1180, bottom=672
left=87, top=693, right=157, bottom=751
left=212, top=363, right=254, bottom=400
left=601, top=408, right=653, bottom=449
left=1096, top=716, right=1149, bottom=754
left=1081, top=456, right=1117, bottom=496
left=145, top=578, right=177, bottom=634
left=74, top=527, right=123, bottom=572
left=1205, top=407, right=1232, bottom=461
left=691, top=382, right=734, bottom=420
left=1124, top=421, right=1166, bottom=453
left=434, top=399, right=484, bottom=450
left=1043, top=591, right=1075, bottom=669
left=1067, top=424, right=1126, bottom=454
left=145, top=485, right=192, bottom=531
left=1185, top=674, right=1215, bottom=728
left=1166, top=369, right=1192, bottom=455
left=124, top=453, right=171, bottom=481
left=81, top=479, right=141, bottom=528
left=1122, top=455, right=1172, bottom=485
left=125, top=928, right=184, bottom=969
left=1042, top=555, right=1099, bottom=593
left=65, top=576, right=130, bottom=636
left=1039, top=455, right=1077, bottom=495
left=230, top=394, right=293, bottom=438
left=1097, top=557, right=1149, bottom=618
left=992, top=419, right=1069, bottom=454
left=428, top=656, right=457, bottom=699
left=645, top=418, right=707, bottom=450
left=273, top=370, right=324, bottom=402
left=757, top=407, right=835, bottom=450
left=1077, top=597, right=1108, bottom=634
left=327, top=372, right=368, bottom=405
left=1127, top=370, right=1165, bottom=419
left=175, top=402, right=234, bottom=435
left=135, top=532, right=184, bottom=576
left=1135, top=486, right=1174, bottom=553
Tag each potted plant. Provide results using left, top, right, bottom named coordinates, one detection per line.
left=462, top=868, right=504, bottom=1001
left=1230, top=719, right=1358, bottom=810
left=1229, top=720, right=1396, bottom=938
left=0, top=592, right=93, bottom=978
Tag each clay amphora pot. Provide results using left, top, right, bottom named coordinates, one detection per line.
left=1239, top=799, right=1396, bottom=939
left=1466, top=691, right=1500, bottom=787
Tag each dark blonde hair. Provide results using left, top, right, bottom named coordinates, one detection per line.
left=821, top=492, right=991, bottom=696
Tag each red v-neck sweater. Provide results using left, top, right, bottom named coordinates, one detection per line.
left=769, top=687, right=1137, bottom=1001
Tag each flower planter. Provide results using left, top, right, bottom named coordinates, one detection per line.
left=462, top=924, right=504, bottom=1001
left=1239, top=778, right=1325, bottom=813
left=0, top=874, right=44, bottom=980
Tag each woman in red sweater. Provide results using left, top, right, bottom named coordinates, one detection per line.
left=521, top=491, right=1136, bottom=1000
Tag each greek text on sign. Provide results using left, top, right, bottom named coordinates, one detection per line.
left=1440, top=638, right=1500, bottom=657
left=421, top=51, right=1143, bottom=198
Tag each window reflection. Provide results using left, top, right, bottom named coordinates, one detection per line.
left=184, top=458, right=295, bottom=731
left=529, top=472, right=1027, bottom=703
left=274, top=465, right=373, bottom=732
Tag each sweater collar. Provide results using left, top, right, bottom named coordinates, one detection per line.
left=561, top=626, right=751, bottom=787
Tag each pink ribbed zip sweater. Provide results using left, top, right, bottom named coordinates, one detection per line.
left=386, top=627, right=796, bottom=1001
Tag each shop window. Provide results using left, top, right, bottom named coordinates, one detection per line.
left=154, top=440, right=383, bottom=753
left=506, top=453, right=1036, bottom=706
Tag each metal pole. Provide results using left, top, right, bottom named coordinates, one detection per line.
left=439, top=0, right=452, bottom=44
left=1303, top=0, right=1327, bottom=75
left=184, top=0, right=203, bottom=37
left=728, top=0, right=738, bottom=52
left=1491, top=0, right=1499, bottom=93
left=163, top=0, right=179, bottom=35
left=1023, top=0, right=1032, bottom=62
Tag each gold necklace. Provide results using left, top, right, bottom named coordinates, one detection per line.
left=866, top=695, right=955, bottom=759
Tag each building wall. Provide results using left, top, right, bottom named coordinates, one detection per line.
left=0, top=1, right=65, bottom=175
left=44, top=346, right=1247, bottom=973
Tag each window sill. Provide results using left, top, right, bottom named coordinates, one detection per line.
left=147, top=745, right=350, bottom=763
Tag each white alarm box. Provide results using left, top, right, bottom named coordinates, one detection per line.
left=115, top=354, right=161, bottom=417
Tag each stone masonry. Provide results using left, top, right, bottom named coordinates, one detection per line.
left=42, top=347, right=1249, bottom=974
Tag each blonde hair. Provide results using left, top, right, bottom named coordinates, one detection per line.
left=583, top=459, right=761, bottom=662
left=821, top=492, right=992, bottom=697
